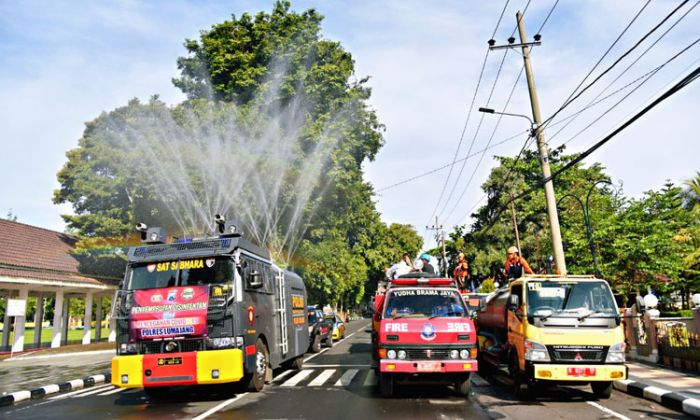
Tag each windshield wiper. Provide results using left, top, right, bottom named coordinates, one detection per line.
left=392, top=314, right=408, bottom=320
left=578, top=311, right=600, bottom=322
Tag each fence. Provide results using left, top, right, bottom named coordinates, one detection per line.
left=622, top=307, right=700, bottom=372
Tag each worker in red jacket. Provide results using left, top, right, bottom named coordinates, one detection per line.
left=504, top=246, right=533, bottom=280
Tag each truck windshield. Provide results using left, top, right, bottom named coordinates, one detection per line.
left=127, top=257, right=234, bottom=290
left=383, top=289, right=465, bottom=318
left=526, top=281, right=617, bottom=318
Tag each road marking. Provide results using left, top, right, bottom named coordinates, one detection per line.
left=191, top=393, right=247, bottom=420
left=74, top=385, right=117, bottom=398
left=304, top=364, right=371, bottom=368
left=586, top=401, right=631, bottom=420
left=334, top=369, right=358, bottom=387
left=97, top=387, right=127, bottom=396
left=49, top=384, right=113, bottom=400
left=302, top=322, right=368, bottom=363
left=308, top=369, right=336, bottom=386
left=281, top=369, right=314, bottom=387
left=363, top=370, right=377, bottom=387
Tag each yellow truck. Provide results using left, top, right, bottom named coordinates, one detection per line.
left=476, top=275, right=627, bottom=398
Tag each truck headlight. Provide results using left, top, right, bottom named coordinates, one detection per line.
left=460, top=349, right=470, bottom=359
left=524, top=339, right=550, bottom=362
left=605, top=342, right=626, bottom=363
left=119, top=343, right=138, bottom=355
left=387, top=350, right=397, bottom=359
left=210, top=337, right=235, bottom=349
left=450, top=350, right=459, bottom=359
left=397, top=350, right=407, bottom=360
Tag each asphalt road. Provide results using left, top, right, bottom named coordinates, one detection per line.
left=0, top=320, right=690, bottom=419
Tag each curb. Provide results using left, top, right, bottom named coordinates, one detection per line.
left=615, top=379, right=700, bottom=418
left=0, top=373, right=111, bottom=407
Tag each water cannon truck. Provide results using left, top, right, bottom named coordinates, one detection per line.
left=110, top=216, right=309, bottom=397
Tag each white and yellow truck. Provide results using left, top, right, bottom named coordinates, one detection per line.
left=476, top=275, right=627, bottom=398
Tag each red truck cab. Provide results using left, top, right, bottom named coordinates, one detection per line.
left=372, top=275, right=478, bottom=397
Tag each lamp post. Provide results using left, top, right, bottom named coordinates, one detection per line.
left=558, top=180, right=612, bottom=278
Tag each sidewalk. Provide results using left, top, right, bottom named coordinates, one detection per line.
left=615, top=361, right=700, bottom=417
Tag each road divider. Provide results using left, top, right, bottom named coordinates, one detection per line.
left=614, top=379, right=700, bottom=417
left=0, top=373, right=110, bottom=407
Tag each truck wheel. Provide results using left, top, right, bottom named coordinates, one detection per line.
left=324, top=334, right=334, bottom=348
left=379, top=373, right=394, bottom=397
left=246, top=339, right=269, bottom=392
left=591, top=381, right=612, bottom=399
left=455, top=373, right=471, bottom=397
left=291, top=355, right=304, bottom=370
left=310, top=334, right=321, bottom=353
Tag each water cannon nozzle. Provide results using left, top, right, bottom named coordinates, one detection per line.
left=214, top=214, right=226, bottom=225
left=135, top=223, right=148, bottom=232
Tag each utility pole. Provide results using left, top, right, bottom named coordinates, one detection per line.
left=515, top=11, right=567, bottom=275
left=508, top=192, right=522, bottom=254
left=426, top=216, right=448, bottom=277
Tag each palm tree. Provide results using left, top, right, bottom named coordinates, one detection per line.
left=682, top=172, right=700, bottom=213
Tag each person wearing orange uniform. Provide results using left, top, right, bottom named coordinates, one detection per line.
left=503, top=246, right=533, bottom=279
left=452, top=252, right=469, bottom=291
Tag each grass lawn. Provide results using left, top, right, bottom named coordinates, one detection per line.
left=0, top=326, right=110, bottom=346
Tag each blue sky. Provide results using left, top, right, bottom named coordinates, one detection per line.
left=1, top=1, right=698, bottom=249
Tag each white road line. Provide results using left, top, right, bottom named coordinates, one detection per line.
left=304, top=364, right=371, bottom=368
left=272, top=369, right=297, bottom=383
left=363, top=370, right=377, bottom=387
left=586, top=401, right=631, bottom=420
left=308, top=369, right=336, bottom=386
left=303, top=322, right=369, bottom=363
left=74, top=385, right=117, bottom=398
left=334, top=369, right=358, bottom=387
left=281, top=369, right=314, bottom=387
left=97, top=387, right=127, bottom=396
left=303, top=348, right=330, bottom=363
left=191, top=393, right=247, bottom=420
left=49, top=384, right=113, bottom=400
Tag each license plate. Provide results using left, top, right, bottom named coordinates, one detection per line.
left=157, top=357, right=182, bottom=366
left=567, top=367, right=596, bottom=377
left=416, top=361, right=442, bottom=372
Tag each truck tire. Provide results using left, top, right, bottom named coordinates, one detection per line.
left=291, top=355, right=304, bottom=370
left=455, top=373, right=471, bottom=397
left=379, top=373, right=394, bottom=397
left=246, top=339, right=269, bottom=392
left=591, top=381, right=612, bottom=399
left=310, top=334, right=321, bottom=353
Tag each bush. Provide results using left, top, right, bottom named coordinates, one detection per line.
left=661, top=310, right=694, bottom=318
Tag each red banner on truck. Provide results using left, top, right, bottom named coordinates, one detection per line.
left=129, top=285, right=209, bottom=339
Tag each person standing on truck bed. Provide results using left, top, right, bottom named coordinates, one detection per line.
left=453, top=252, right=469, bottom=291
left=419, top=253, right=435, bottom=275
left=503, top=246, right=533, bottom=280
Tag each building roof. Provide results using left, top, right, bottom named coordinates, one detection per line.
left=0, top=219, right=115, bottom=287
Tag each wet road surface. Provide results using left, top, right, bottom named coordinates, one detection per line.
left=0, top=320, right=690, bottom=419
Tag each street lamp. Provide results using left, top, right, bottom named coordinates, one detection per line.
left=558, top=180, right=612, bottom=278
left=478, top=107, right=535, bottom=131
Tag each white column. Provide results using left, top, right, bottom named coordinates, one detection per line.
left=62, top=297, right=70, bottom=345
left=108, top=295, right=116, bottom=343
left=51, top=290, right=64, bottom=348
left=82, top=292, right=93, bottom=345
left=12, top=287, right=29, bottom=352
left=94, top=295, right=103, bottom=342
left=33, top=294, right=45, bottom=348
left=2, top=292, right=11, bottom=349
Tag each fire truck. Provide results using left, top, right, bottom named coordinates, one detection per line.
left=372, top=273, right=479, bottom=397
left=110, top=217, right=309, bottom=396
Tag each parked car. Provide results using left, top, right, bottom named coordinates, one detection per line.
left=307, top=306, right=334, bottom=352
left=332, top=314, right=346, bottom=340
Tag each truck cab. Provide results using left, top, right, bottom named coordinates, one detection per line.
left=477, top=275, right=627, bottom=398
left=372, top=274, right=478, bottom=397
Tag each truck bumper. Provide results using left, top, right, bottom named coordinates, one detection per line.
left=532, top=363, right=627, bottom=381
left=380, top=359, right=478, bottom=373
left=111, top=348, right=244, bottom=388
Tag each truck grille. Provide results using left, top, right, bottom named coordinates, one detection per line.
left=405, top=348, right=452, bottom=360
left=548, top=345, right=607, bottom=363
left=141, top=339, right=204, bottom=354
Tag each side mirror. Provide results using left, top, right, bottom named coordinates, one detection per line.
left=507, top=294, right=520, bottom=311
left=248, top=270, right=263, bottom=288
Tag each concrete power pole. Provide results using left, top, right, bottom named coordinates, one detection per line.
left=508, top=192, right=522, bottom=254
left=426, top=216, right=449, bottom=277
left=516, top=11, right=567, bottom=275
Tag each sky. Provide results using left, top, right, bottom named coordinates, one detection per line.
left=1, top=0, right=698, bottom=249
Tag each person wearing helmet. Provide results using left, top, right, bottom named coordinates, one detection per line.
left=419, top=253, right=435, bottom=275
left=503, top=246, right=533, bottom=280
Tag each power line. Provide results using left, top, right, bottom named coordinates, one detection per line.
left=536, top=0, right=560, bottom=33
left=481, top=63, right=700, bottom=233
left=427, top=0, right=511, bottom=229
left=375, top=129, right=528, bottom=193
left=542, top=0, right=690, bottom=129
left=544, top=0, right=699, bottom=143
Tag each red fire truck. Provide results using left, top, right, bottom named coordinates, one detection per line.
left=372, top=273, right=479, bottom=397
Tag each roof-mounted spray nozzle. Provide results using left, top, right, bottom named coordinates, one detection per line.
left=214, top=214, right=241, bottom=237
left=136, top=222, right=166, bottom=244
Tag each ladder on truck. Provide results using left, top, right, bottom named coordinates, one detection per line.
left=275, top=269, right=289, bottom=355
